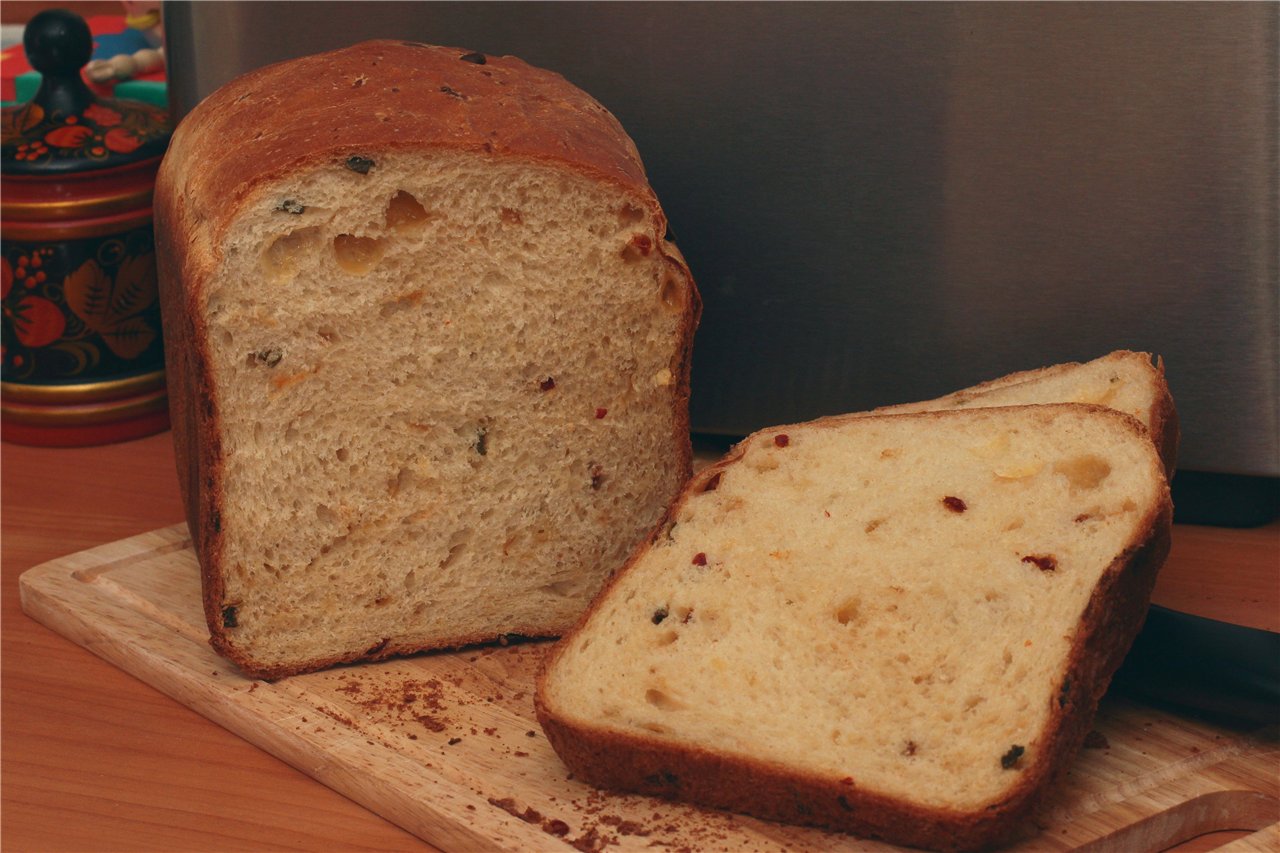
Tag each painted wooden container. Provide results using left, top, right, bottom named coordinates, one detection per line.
left=1, top=9, right=171, bottom=446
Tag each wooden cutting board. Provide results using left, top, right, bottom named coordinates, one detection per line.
left=19, top=523, right=1279, bottom=852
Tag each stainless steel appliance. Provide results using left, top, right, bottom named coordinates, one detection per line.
left=161, top=2, right=1279, bottom=495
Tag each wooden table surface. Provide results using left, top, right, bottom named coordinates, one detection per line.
left=3, top=430, right=1277, bottom=852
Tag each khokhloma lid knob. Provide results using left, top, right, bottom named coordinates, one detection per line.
left=1, top=8, right=170, bottom=175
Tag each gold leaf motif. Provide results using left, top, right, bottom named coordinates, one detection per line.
left=120, top=104, right=168, bottom=140
left=63, top=256, right=158, bottom=361
left=99, top=316, right=155, bottom=360
left=107, top=252, right=157, bottom=323
left=64, top=260, right=113, bottom=329
left=1, top=101, right=45, bottom=143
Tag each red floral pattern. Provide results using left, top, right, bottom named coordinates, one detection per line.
left=3, top=98, right=168, bottom=168
left=2, top=238, right=162, bottom=381
left=82, top=104, right=122, bottom=127
left=44, top=123, right=94, bottom=148
left=104, top=127, right=142, bottom=154
left=10, top=294, right=66, bottom=347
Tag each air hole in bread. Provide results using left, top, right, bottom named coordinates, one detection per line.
left=333, top=234, right=385, bottom=275
left=638, top=722, right=668, bottom=734
left=621, top=234, right=653, bottom=263
left=834, top=597, right=861, bottom=626
left=864, top=518, right=885, bottom=534
left=617, top=203, right=645, bottom=229
left=384, top=190, right=432, bottom=230
left=315, top=503, right=339, bottom=525
left=656, top=630, right=679, bottom=647
left=499, top=207, right=523, bottom=225
left=442, top=527, right=478, bottom=568
left=318, top=534, right=348, bottom=556
left=645, top=688, right=684, bottom=711
left=440, top=536, right=469, bottom=571
left=403, top=569, right=419, bottom=590
left=317, top=326, right=339, bottom=343
left=659, top=275, right=686, bottom=314
left=262, top=227, right=320, bottom=280
left=541, top=578, right=580, bottom=597
left=388, top=466, right=414, bottom=497
left=1053, top=455, right=1112, bottom=490
left=335, top=447, right=349, bottom=462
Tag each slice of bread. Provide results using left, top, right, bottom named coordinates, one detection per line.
left=155, top=42, right=699, bottom=679
left=875, top=350, right=1178, bottom=477
left=537, top=404, right=1172, bottom=851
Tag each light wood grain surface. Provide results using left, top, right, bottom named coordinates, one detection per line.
left=2, top=431, right=1277, bottom=852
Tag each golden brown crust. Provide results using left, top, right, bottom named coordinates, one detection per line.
left=155, top=161, right=228, bottom=665
left=1148, top=355, right=1180, bottom=480
left=163, top=42, right=655, bottom=246
left=155, top=41, right=698, bottom=681
left=535, top=405, right=1173, bottom=852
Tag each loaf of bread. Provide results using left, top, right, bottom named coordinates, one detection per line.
left=537, top=404, right=1172, bottom=851
left=155, top=42, right=699, bottom=679
left=875, top=350, right=1178, bottom=476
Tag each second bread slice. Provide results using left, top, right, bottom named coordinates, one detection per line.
left=874, top=350, right=1178, bottom=476
left=537, top=404, right=1172, bottom=851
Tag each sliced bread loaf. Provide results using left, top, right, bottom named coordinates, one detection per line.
left=155, top=42, right=699, bottom=679
left=875, top=350, right=1178, bottom=477
left=537, top=404, right=1172, bottom=851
